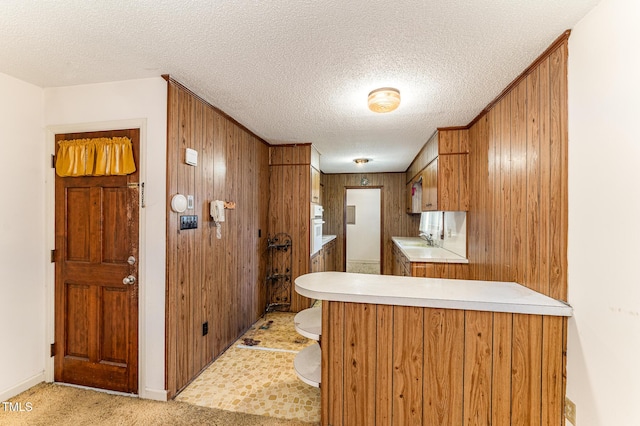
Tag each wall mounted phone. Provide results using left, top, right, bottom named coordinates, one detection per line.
left=211, top=200, right=225, bottom=223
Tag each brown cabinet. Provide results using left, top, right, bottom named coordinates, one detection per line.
left=270, top=144, right=316, bottom=312
left=311, top=249, right=324, bottom=273
left=392, top=243, right=468, bottom=279
left=392, top=244, right=410, bottom=276
left=405, top=130, right=469, bottom=213
left=323, top=239, right=336, bottom=272
left=311, top=239, right=336, bottom=273
left=421, top=158, right=438, bottom=211
left=311, top=166, right=320, bottom=204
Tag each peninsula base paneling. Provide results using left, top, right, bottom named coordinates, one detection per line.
left=321, top=301, right=568, bottom=426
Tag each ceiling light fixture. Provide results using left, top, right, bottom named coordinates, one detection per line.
left=368, top=87, right=400, bottom=113
left=353, top=158, right=370, bottom=164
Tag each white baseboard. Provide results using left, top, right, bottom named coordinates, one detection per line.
left=139, top=387, right=168, bottom=401
left=0, top=373, right=45, bottom=402
left=57, top=383, right=167, bottom=402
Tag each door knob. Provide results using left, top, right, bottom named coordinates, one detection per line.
left=122, top=275, right=136, bottom=285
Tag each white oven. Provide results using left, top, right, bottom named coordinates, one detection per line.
left=311, top=205, right=324, bottom=255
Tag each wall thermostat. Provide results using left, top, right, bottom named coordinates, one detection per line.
left=171, top=194, right=188, bottom=212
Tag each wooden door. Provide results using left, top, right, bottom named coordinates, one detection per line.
left=54, top=129, right=139, bottom=393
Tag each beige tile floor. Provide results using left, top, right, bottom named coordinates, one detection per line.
left=176, top=311, right=321, bottom=424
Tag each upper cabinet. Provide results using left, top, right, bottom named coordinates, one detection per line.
left=421, top=158, right=438, bottom=211
left=311, top=167, right=320, bottom=204
left=311, top=146, right=321, bottom=204
left=406, top=129, right=469, bottom=212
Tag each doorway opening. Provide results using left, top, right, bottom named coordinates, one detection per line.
left=344, top=187, right=382, bottom=274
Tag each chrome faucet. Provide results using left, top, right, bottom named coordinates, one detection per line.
left=419, top=232, right=434, bottom=246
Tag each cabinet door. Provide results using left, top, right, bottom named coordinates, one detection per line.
left=393, top=245, right=401, bottom=275
left=437, top=153, right=469, bottom=211
left=422, top=159, right=438, bottom=211
left=324, top=241, right=336, bottom=272
left=311, top=251, right=322, bottom=272
left=393, top=245, right=411, bottom=276
left=310, top=167, right=320, bottom=204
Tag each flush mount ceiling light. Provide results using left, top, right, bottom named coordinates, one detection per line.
left=368, top=87, right=400, bottom=113
left=353, top=158, right=371, bottom=164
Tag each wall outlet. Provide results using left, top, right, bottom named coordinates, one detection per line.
left=202, top=321, right=208, bottom=336
left=565, top=397, right=576, bottom=425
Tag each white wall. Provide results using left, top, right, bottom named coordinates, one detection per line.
left=0, top=73, right=46, bottom=401
left=346, top=188, right=381, bottom=263
left=567, top=0, right=640, bottom=424
left=44, top=77, right=168, bottom=400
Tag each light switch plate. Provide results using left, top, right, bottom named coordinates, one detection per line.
left=185, top=148, right=198, bottom=166
left=179, top=215, right=198, bottom=230
left=187, top=195, right=194, bottom=209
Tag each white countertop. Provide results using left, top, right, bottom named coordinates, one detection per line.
left=321, top=234, right=336, bottom=245
left=295, top=272, right=572, bottom=317
left=392, top=236, right=468, bottom=264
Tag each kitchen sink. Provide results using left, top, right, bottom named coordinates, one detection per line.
left=394, top=238, right=437, bottom=248
left=399, top=241, right=431, bottom=247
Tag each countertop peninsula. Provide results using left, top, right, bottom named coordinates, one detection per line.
left=295, top=271, right=572, bottom=316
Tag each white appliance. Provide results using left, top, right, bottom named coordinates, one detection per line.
left=311, top=205, right=324, bottom=255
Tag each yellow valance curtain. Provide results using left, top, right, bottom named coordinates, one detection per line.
left=55, top=137, right=136, bottom=177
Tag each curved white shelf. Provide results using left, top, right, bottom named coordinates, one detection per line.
left=294, top=343, right=321, bottom=387
left=294, top=307, right=322, bottom=340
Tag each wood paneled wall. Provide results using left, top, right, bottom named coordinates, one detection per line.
left=321, top=173, right=421, bottom=274
left=467, top=33, right=569, bottom=424
left=268, top=144, right=312, bottom=312
left=322, top=301, right=567, bottom=426
left=165, top=79, right=270, bottom=398
left=466, top=34, right=568, bottom=301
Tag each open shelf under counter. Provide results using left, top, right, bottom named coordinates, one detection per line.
left=294, top=306, right=321, bottom=340
left=293, top=343, right=321, bottom=388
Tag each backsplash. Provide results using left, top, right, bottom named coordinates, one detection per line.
left=418, top=211, right=467, bottom=258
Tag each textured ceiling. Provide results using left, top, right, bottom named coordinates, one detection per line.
left=0, top=0, right=598, bottom=173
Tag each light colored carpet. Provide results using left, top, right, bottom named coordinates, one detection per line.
left=0, top=382, right=317, bottom=426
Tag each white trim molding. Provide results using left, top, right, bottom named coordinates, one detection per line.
left=0, top=372, right=45, bottom=402
left=44, top=118, right=149, bottom=397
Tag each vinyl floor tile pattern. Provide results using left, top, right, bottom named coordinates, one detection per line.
left=177, top=311, right=321, bottom=424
